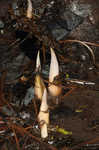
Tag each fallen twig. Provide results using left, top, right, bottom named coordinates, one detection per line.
left=8, top=122, right=57, bottom=150
left=59, top=39, right=96, bottom=65
left=71, top=136, right=99, bottom=150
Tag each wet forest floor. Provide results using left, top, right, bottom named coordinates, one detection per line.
left=0, top=0, right=99, bottom=150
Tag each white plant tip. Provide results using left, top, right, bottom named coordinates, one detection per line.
left=48, top=48, right=62, bottom=97
left=40, top=88, right=48, bottom=112
left=27, top=0, right=32, bottom=19
left=36, top=51, right=41, bottom=72
left=49, top=48, right=59, bottom=82
left=38, top=88, right=49, bottom=138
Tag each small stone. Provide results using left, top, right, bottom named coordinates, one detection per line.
left=0, top=20, right=4, bottom=28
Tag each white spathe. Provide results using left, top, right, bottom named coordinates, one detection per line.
left=34, top=51, right=43, bottom=100
left=48, top=48, right=61, bottom=97
left=38, top=111, right=49, bottom=138
left=40, top=88, right=48, bottom=112
left=49, top=48, right=59, bottom=82
left=38, top=88, right=49, bottom=138
left=27, top=0, right=32, bottom=19
left=36, top=51, right=41, bottom=72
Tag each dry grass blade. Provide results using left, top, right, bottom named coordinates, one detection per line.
left=59, top=40, right=96, bottom=65
left=84, top=41, right=99, bottom=47
left=11, top=127, right=21, bottom=150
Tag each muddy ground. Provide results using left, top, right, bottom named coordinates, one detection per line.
left=0, top=0, right=99, bottom=150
